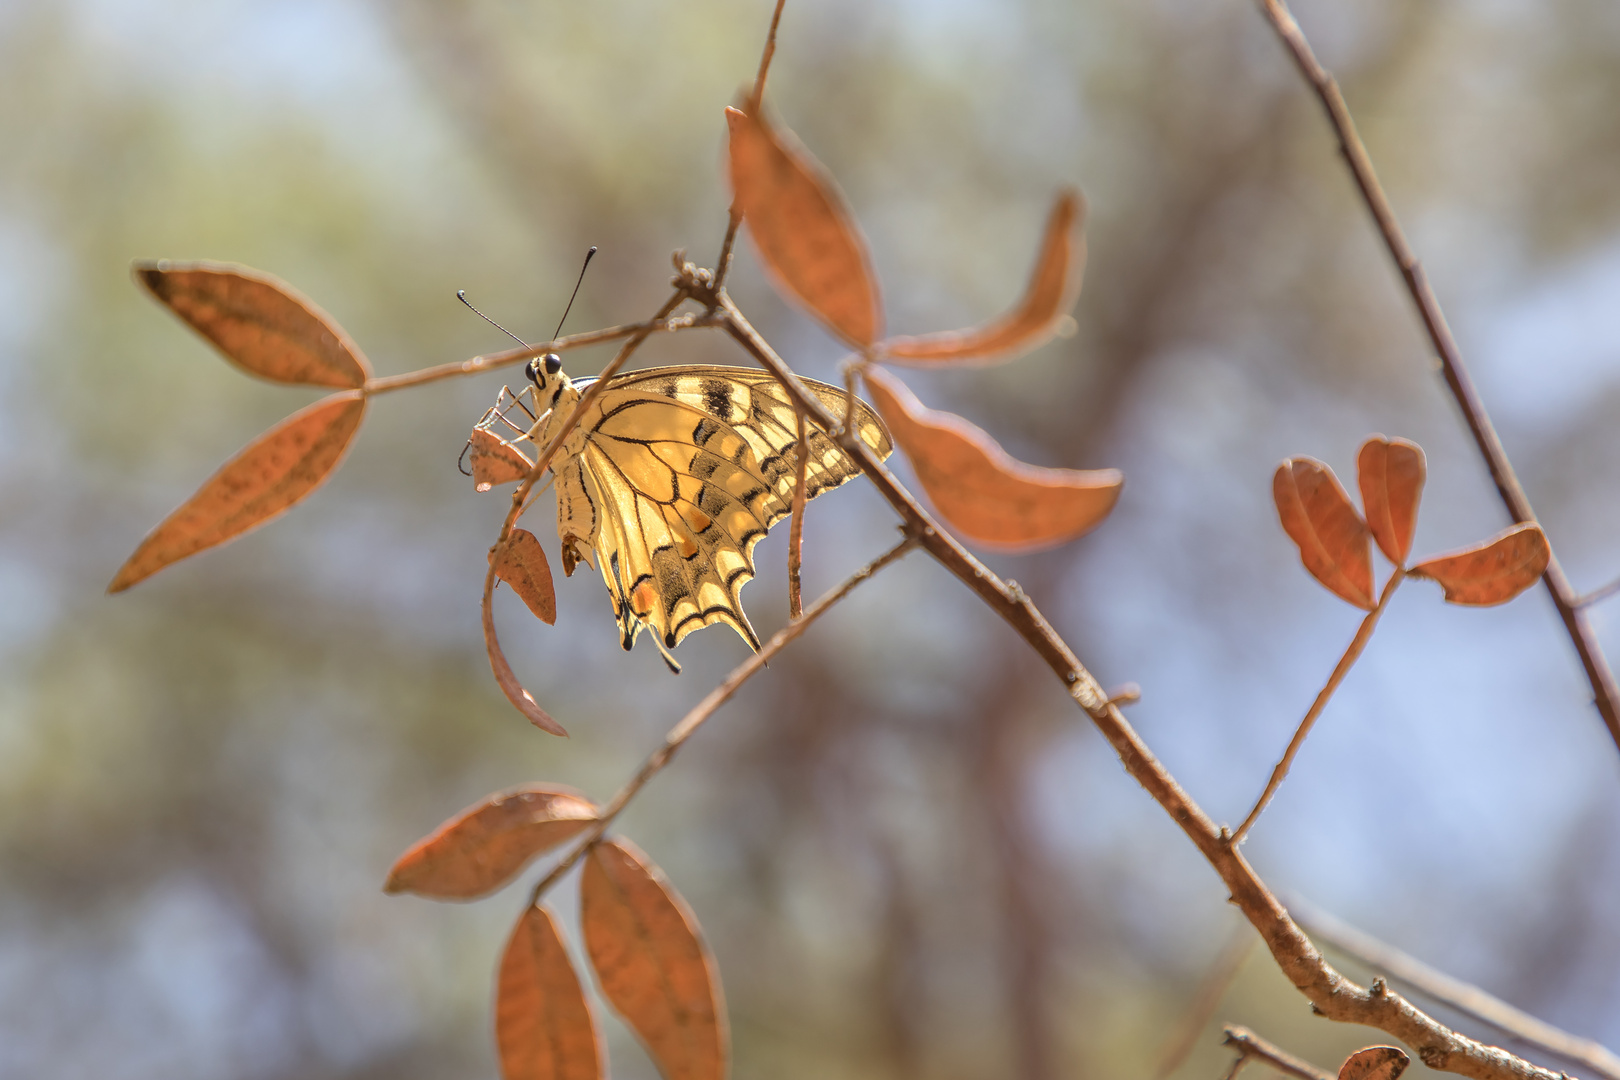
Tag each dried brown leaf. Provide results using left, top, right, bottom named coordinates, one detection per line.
left=860, top=365, right=1121, bottom=551
left=1410, top=522, right=1550, bottom=606
left=384, top=785, right=597, bottom=900
left=725, top=105, right=881, bottom=349
left=883, top=190, right=1087, bottom=366
left=1357, top=436, right=1425, bottom=565
left=582, top=839, right=726, bottom=1080
left=494, top=529, right=557, bottom=626
left=472, top=429, right=536, bottom=492
left=483, top=570, right=567, bottom=736
left=1339, top=1046, right=1410, bottom=1080
left=497, top=905, right=603, bottom=1080
left=134, top=260, right=370, bottom=388
left=1273, top=457, right=1374, bottom=609
left=108, top=391, right=367, bottom=593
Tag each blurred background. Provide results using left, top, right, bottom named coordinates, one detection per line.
left=2, top=0, right=1618, bottom=1078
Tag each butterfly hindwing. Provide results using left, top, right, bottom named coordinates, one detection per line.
left=553, top=366, right=891, bottom=662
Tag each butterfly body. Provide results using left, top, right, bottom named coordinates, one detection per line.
left=520, top=361, right=892, bottom=668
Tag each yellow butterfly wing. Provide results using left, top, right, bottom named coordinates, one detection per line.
left=555, top=365, right=891, bottom=666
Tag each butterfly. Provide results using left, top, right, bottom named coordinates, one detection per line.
left=490, top=354, right=893, bottom=671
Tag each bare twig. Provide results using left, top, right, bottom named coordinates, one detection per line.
left=1153, top=926, right=1258, bottom=1080
left=715, top=292, right=1563, bottom=1080
left=1234, top=569, right=1404, bottom=843
left=1292, top=898, right=1620, bottom=1080
left=714, top=0, right=788, bottom=291
left=1252, top=0, right=1620, bottom=754
left=527, top=532, right=918, bottom=905
left=1575, top=575, right=1620, bottom=610
left=364, top=313, right=716, bottom=395
left=1224, top=1026, right=1335, bottom=1080
left=787, top=406, right=809, bottom=618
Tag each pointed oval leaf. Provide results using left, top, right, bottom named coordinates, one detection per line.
left=1357, top=436, right=1426, bottom=565
left=134, top=260, right=371, bottom=388
left=385, top=785, right=597, bottom=900
left=484, top=568, right=567, bottom=736
left=582, top=839, right=726, bottom=1080
left=1410, top=522, right=1549, bottom=606
left=472, top=429, right=536, bottom=492
left=108, top=391, right=367, bottom=592
left=883, top=190, right=1087, bottom=366
left=1273, top=457, right=1374, bottom=609
left=861, top=365, right=1121, bottom=551
left=1339, top=1047, right=1410, bottom=1080
left=498, top=905, right=604, bottom=1080
left=493, top=529, right=557, bottom=626
left=725, top=105, right=882, bottom=349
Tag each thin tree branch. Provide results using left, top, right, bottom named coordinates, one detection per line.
left=713, top=291, right=1564, bottom=1080
left=1223, top=1026, right=1335, bottom=1080
left=714, top=0, right=788, bottom=291
left=1292, top=898, right=1620, bottom=1080
left=1154, top=926, right=1258, bottom=1080
left=1234, top=569, right=1404, bottom=843
left=527, top=532, right=918, bottom=905
left=363, top=313, right=716, bottom=395
left=1251, top=0, right=1620, bottom=754
left=1575, top=575, right=1620, bottom=610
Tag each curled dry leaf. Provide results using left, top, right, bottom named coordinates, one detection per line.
left=494, top=529, right=558, bottom=626
left=108, top=391, right=367, bottom=593
left=484, top=565, right=567, bottom=736
left=860, top=365, right=1121, bottom=551
left=1273, top=457, right=1374, bottom=610
left=384, top=785, right=597, bottom=901
left=725, top=105, right=882, bottom=349
left=1357, top=436, right=1425, bottom=566
left=134, top=260, right=370, bottom=388
left=582, top=839, right=726, bottom=1080
left=498, top=905, right=603, bottom=1080
left=1410, top=522, right=1550, bottom=606
left=883, top=189, right=1087, bottom=366
left=471, top=428, right=536, bottom=492
left=1339, top=1046, right=1410, bottom=1080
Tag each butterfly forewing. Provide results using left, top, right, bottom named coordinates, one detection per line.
left=551, top=366, right=890, bottom=660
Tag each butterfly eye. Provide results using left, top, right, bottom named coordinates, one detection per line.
left=525, top=359, right=544, bottom=387
left=544, top=353, right=563, bottom=376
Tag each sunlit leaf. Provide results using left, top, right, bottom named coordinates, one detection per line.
left=384, top=785, right=597, bottom=901
left=1273, top=457, right=1373, bottom=609
left=725, top=105, right=882, bottom=349
left=860, top=365, right=1121, bottom=551
left=582, top=839, right=726, bottom=1080
left=484, top=564, right=567, bottom=736
left=471, top=428, right=536, bottom=492
left=108, top=391, right=367, bottom=593
left=1339, top=1046, right=1409, bottom=1080
left=134, top=260, right=371, bottom=388
left=498, top=905, right=603, bottom=1080
left=883, top=190, right=1086, bottom=366
left=1410, top=522, right=1549, bottom=606
left=1356, top=436, right=1425, bottom=565
left=493, top=529, right=557, bottom=626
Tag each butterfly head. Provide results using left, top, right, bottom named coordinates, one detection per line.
left=525, top=352, right=567, bottom=398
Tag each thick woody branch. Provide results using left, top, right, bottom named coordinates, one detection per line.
left=713, top=293, right=1562, bottom=1080
left=1252, top=0, right=1620, bottom=753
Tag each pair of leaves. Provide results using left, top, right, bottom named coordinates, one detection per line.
left=725, top=105, right=1119, bottom=551
left=110, top=262, right=374, bottom=592
left=386, top=795, right=723, bottom=1080
left=1276, top=435, right=1550, bottom=609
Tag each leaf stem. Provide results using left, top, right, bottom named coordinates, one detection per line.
left=527, top=532, right=917, bottom=906
left=1233, top=568, right=1404, bottom=844
left=1252, top=0, right=1620, bottom=754
left=363, top=313, right=716, bottom=395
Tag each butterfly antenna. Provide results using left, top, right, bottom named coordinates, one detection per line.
left=550, top=246, right=597, bottom=343
left=458, top=290, right=531, bottom=349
